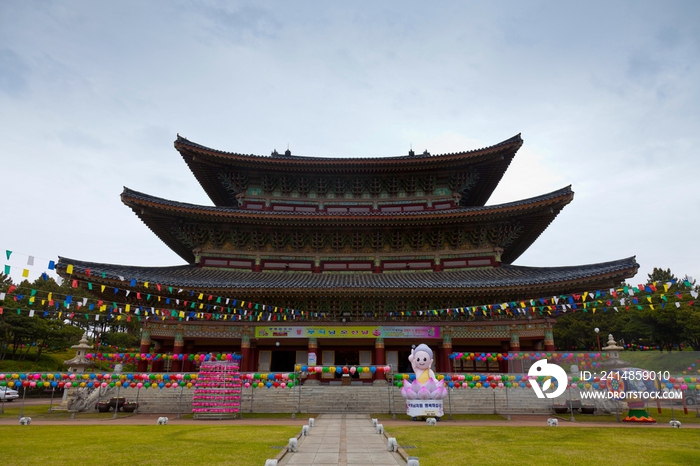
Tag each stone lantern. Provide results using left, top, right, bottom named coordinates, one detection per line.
left=64, top=333, right=93, bottom=373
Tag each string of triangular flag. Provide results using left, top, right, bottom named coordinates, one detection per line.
left=2, top=270, right=696, bottom=323
left=2, top=249, right=57, bottom=281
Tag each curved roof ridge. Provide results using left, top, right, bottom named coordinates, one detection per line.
left=505, top=256, right=638, bottom=273
left=120, top=185, right=572, bottom=217
left=55, top=255, right=639, bottom=291
left=174, top=133, right=523, bottom=161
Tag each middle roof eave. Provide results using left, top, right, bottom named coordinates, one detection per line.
left=120, top=185, right=573, bottom=227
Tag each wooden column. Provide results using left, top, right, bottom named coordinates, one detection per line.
left=509, top=326, right=523, bottom=373
left=171, top=330, right=184, bottom=372
left=241, top=333, right=251, bottom=373
left=374, top=338, right=386, bottom=381
left=183, top=342, right=194, bottom=372
left=440, top=333, right=452, bottom=373
left=152, top=341, right=164, bottom=372
left=544, top=326, right=555, bottom=351
left=138, top=329, right=150, bottom=372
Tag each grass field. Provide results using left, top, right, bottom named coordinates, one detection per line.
left=389, top=425, right=700, bottom=466
left=0, top=424, right=299, bottom=466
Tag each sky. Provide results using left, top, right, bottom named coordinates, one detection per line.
left=1, top=1, right=699, bottom=288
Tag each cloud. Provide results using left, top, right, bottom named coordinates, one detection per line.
left=0, top=48, right=30, bottom=96
left=196, top=3, right=281, bottom=43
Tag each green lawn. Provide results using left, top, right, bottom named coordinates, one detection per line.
left=389, top=426, right=700, bottom=466
left=571, top=409, right=700, bottom=424
left=0, top=425, right=299, bottom=466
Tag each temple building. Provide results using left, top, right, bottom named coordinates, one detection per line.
left=57, top=134, right=637, bottom=381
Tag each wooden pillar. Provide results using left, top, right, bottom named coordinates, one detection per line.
left=241, top=333, right=251, bottom=373
left=183, top=342, right=194, bottom=372
left=171, top=330, right=184, bottom=372
left=374, top=338, right=386, bottom=381
left=499, top=341, right=510, bottom=373
left=509, top=327, right=523, bottom=373
left=544, top=326, right=555, bottom=351
left=152, top=341, right=164, bottom=372
left=138, top=329, right=150, bottom=372
left=440, top=333, right=452, bottom=373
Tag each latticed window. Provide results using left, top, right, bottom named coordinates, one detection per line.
left=429, top=231, right=444, bottom=249
left=352, top=232, right=363, bottom=251
left=278, top=176, right=294, bottom=195
left=351, top=178, right=364, bottom=196
left=397, top=300, right=407, bottom=314
left=448, top=229, right=461, bottom=249
left=371, top=231, right=384, bottom=250
left=410, top=231, right=424, bottom=250
left=262, top=174, right=277, bottom=194
left=333, top=178, right=346, bottom=196
left=385, top=177, right=400, bottom=196
left=390, top=231, right=403, bottom=250
left=384, top=300, right=398, bottom=316
left=230, top=230, right=250, bottom=249
left=270, top=231, right=287, bottom=250
left=331, top=232, right=344, bottom=251
left=251, top=231, right=267, bottom=249
left=329, top=300, right=341, bottom=314
left=290, top=232, right=305, bottom=250
left=232, top=172, right=248, bottom=191
left=374, top=300, right=384, bottom=315
left=307, top=299, right=318, bottom=314
left=210, top=229, right=228, bottom=249
left=311, top=232, right=325, bottom=251
left=316, top=178, right=328, bottom=195
left=362, top=300, right=375, bottom=318
left=368, top=178, right=382, bottom=196
left=404, top=176, right=417, bottom=195
left=421, top=175, right=436, bottom=193
left=298, top=177, right=311, bottom=196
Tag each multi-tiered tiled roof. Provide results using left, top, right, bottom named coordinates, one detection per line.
left=57, top=134, right=638, bottom=317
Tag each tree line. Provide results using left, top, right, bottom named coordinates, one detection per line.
left=553, top=268, right=700, bottom=352
left=0, top=273, right=139, bottom=362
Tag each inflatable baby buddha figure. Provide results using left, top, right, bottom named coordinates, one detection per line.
left=409, top=344, right=436, bottom=384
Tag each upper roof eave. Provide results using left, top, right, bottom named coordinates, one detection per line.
left=176, top=134, right=523, bottom=207
left=120, top=185, right=573, bottom=225
left=174, top=133, right=523, bottom=168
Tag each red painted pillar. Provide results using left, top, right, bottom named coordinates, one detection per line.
left=440, top=338, right=452, bottom=373
left=509, top=328, right=523, bottom=373
left=374, top=338, right=386, bottom=382
left=138, top=330, right=150, bottom=372
left=544, top=327, right=555, bottom=351
left=171, top=331, right=184, bottom=372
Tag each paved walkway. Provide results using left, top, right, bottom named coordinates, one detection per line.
left=280, top=414, right=404, bottom=465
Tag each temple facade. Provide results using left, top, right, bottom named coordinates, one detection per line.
left=57, top=134, right=637, bottom=381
